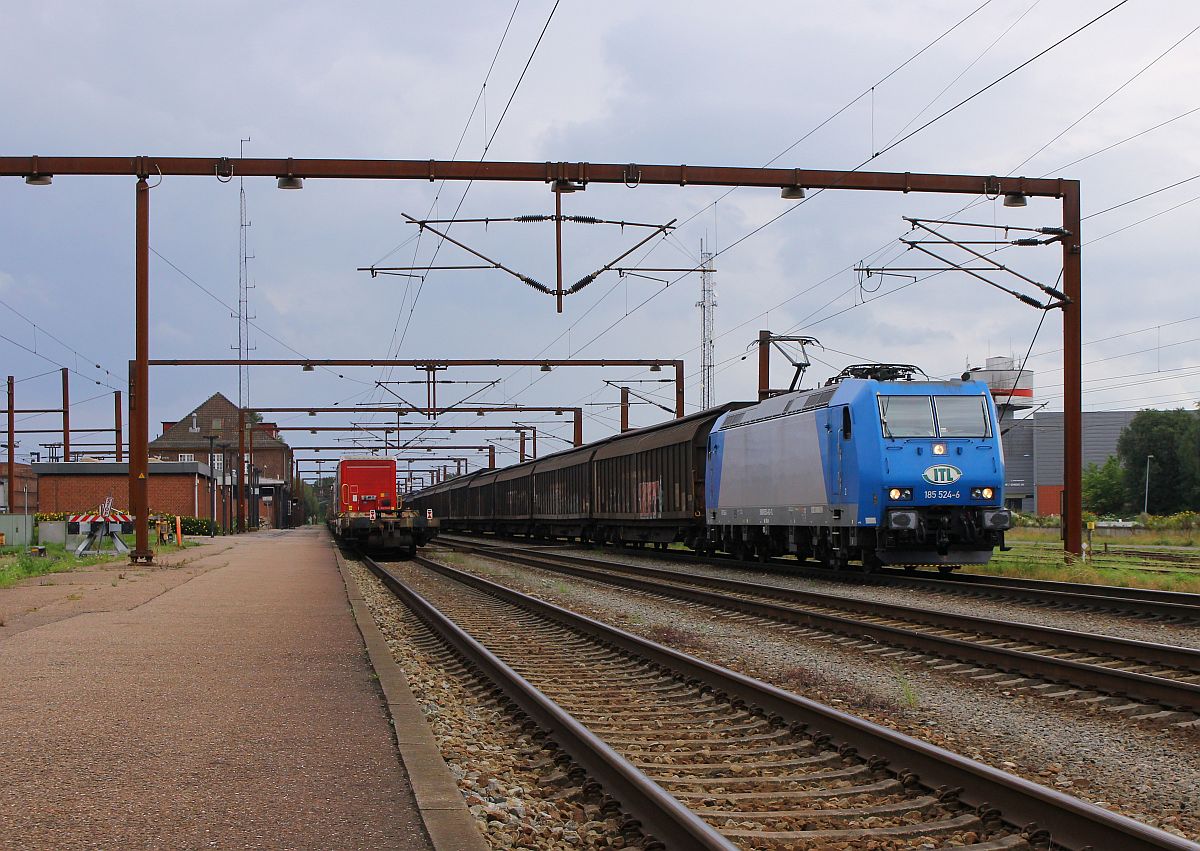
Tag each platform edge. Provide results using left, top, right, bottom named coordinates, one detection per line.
left=333, top=543, right=489, bottom=851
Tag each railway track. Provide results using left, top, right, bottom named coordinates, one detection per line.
left=439, top=533, right=1200, bottom=622
left=359, top=551, right=1196, bottom=850
left=438, top=538, right=1200, bottom=724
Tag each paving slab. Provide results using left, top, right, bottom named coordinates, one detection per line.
left=0, top=527, right=433, bottom=850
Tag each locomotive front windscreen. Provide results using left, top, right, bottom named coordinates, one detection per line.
left=878, top=396, right=935, bottom=437
left=933, top=396, right=992, bottom=437
left=878, top=395, right=992, bottom=438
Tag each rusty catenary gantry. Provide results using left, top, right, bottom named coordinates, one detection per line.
left=1, top=156, right=1082, bottom=559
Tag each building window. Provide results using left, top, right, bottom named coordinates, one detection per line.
left=212, top=418, right=223, bottom=430
left=212, top=454, right=224, bottom=472
left=179, top=453, right=195, bottom=463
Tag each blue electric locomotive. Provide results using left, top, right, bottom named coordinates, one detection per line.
left=704, top=367, right=1011, bottom=568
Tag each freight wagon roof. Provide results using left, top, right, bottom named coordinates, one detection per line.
left=408, top=403, right=748, bottom=500
left=532, top=445, right=598, bottom=474
left=494, top=461, right=535, bottom=482
left=337, top=456, right=398, bottom=466
left=468, top=469, right=499, bottom=488
left=592, top=403, right=749, bottom=461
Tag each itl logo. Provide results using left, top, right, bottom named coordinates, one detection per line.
left=922, top=464, right=962, bottom=485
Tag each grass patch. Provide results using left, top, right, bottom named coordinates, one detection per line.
left=971, top=553, right=1200, bottom=594
left=0, top=544, right=122, bottom=590
left=1007, top=527, right=1198, bottom=548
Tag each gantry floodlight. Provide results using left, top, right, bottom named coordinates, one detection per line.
left=1003, top=192, right=1028, bottom=207
left=780, top=185, right=805, bottom=200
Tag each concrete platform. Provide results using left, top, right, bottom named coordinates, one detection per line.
left=0, top=528, right=436, bottom=850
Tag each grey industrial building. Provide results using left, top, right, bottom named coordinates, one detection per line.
left=1000, top=411, right=1137, bottom=514
left=971, top=356, right=1138, bottom=515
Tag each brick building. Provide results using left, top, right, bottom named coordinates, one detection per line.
left=1, top=462, right=39, bottom=514
left=34, top=460, right=220, bottom=519
left=149, top=393, right=296, bottom=529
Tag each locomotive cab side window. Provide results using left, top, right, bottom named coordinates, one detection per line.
left=877, top=396, right=935, bottom=438
left=841, top=407, right=852, bottom=439
left=934, top=396, right=992, bottom=438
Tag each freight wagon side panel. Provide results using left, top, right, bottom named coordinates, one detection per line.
left=592, top=411, right=723, bottom=523
left=338, top=459, right=398, bottom=514
left=532, top=451, right=594, bottom=521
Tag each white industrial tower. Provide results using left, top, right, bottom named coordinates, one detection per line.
left=697, top=244, right=716, bottom=409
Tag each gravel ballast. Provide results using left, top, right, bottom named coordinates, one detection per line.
left=351, top=559, right=651, bottom=850
left=429, top=547, right=1200, bottom=843
left=586, top=547, right=1200, bottom=648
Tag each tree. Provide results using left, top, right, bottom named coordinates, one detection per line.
left=1082, top=456, right=1126, bottom=515
left=1116, top=409, right=1200, bottom=515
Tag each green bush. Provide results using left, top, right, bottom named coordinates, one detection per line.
left=150, top=514, right=218, bottom=536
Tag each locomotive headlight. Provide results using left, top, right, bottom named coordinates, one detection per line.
left=932, top=442, right=947, bottom=456
left=889, top=487, right=902, bottom=500
left=982, top=486, right=994, bottom=500
left=971, top=486, right=997, bottom=500
left=887, top=487, right=913, bottom=501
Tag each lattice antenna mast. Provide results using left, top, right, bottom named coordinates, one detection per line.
left=234, top=137, right=256, bottom=410
left=697, top=242, right=716, bottom=409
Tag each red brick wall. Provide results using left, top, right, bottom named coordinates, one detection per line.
left=155, top=446, right=291, bottom=483
left=38, top=473, right=220, bottom=518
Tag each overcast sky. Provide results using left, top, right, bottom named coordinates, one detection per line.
left=3, top=0, right=1198, bottom=471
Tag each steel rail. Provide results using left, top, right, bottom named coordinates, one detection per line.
left=912, top=565, right=1200, bottom=607
left=447, top=534, right=1200, bottom=621
left=441, top=539, right=1200, bottom=714
left=358, top=554, right=736, bottom=850
left=382, top=550, right=1195, bottom=851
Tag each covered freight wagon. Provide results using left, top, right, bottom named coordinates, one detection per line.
left=330, top=456, right=438, bottom=555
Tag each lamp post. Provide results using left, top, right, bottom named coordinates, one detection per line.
left=1144, top=454, right=1155, bottom=515
left=204, top=435, right=217, bottom=536
left=216, top=442, right=231, bottom=534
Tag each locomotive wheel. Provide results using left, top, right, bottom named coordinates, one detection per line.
left=756, top=544, right=770, bottom=564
